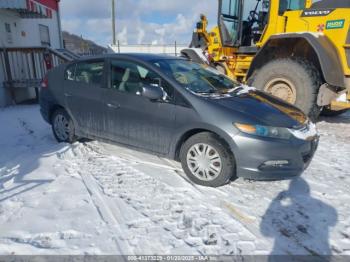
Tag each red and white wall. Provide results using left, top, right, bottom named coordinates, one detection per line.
left=0, top=0, right=62, bottom=48
left=0, top=0, right=62, bottom=107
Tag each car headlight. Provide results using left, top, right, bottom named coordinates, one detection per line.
left=234, top=123, right=292, bottom=140
left=288, top=122, right=318, bottom=141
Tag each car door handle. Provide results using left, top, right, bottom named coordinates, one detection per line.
left=107, top=103, right=120, bottom=109
left=64, top=93, right=73, bottom=97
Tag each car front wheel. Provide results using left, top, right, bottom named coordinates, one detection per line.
left=51, top=108, right=76, bottom=143
left=180, top=132, right=236, bottom=187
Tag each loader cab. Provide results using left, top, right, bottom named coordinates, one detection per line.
left=218, top=0, right=242, bottom=47
left=218, top=0, right=269, bottom=47
left=218, top=0, right=307, bottom=48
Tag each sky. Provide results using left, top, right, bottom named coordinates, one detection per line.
left=59, top=0, right=218, bottom=47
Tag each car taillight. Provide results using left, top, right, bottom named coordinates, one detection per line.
left=41, top=76, right=49, bottom=89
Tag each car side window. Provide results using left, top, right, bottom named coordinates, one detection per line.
left=110, top=60, right=174, bottom=100
left=72, top=61, right=104, bottom=86
left=65, top=64, right=76, bottom=81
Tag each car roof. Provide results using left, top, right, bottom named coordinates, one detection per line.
left=74, top=53, right=185, bottom=63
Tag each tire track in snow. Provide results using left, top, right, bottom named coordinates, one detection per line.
left=158, top=158, right=312, bottom=255
left=60, top=143, right=197, bottom=254
left=90, top=142, right=317, bottom=255
left=58, top=142, right=270, bottom=255
left=80, top=172, right=132, bottom=256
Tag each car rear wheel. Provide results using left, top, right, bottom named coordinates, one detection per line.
left=180, top=132, right=236, bottom=187
left=51, top=108, right=76, bottom=143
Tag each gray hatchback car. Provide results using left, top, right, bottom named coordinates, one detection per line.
left=40, top=54, right=319, bottom=187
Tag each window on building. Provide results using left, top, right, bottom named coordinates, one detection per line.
left=39, top=24, right=51, bottom=47
left=5, top=23, right=13, bottom=44
left=5, top=23, right=11, bottom=33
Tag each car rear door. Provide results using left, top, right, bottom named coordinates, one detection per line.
left=102, top=58, right=176, bottom=155
left=63, top=59, right=107, bottom=138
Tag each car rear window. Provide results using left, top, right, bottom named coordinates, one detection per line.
left=65, top=61, right=104, bottom=86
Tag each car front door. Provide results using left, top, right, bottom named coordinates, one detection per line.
left=63, top=60, right=107, bottom=137
left=102, top=59, right=176, bottom=155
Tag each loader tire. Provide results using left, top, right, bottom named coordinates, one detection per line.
left=249, top=59, right=321, bottom=121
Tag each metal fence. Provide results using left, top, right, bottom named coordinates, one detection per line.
left=108, top=42, right=188, bottom=56
left=0, top=47, right=71, bottom=103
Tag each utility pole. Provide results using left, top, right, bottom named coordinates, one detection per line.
left=112, top=0, right=116, bottom=45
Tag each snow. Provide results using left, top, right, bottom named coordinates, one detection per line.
left=0, top=105, right=350, bottom=255
left=232, top=85, right=257, bottom=95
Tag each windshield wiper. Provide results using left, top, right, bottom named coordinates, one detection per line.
left=196, top=89, right=217, bottom=94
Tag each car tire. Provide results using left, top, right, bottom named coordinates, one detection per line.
left=249, top=59, right=321, bottom=121
left=179, top=132, right=236, bottom=187
left=51, top=108, right=76, bottom=143
left=321, top=107, right=348, bottom=117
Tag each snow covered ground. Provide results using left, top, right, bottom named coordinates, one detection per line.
left=0, top=105, right=349, bottom=255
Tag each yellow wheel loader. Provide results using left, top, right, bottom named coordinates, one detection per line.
left=182, top=0, right=350, bottom=119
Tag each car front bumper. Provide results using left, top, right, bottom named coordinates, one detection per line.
left=231, top=133, right=319, bottom=180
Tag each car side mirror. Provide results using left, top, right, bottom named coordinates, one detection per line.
left=141, top=84, right=164, bottom=101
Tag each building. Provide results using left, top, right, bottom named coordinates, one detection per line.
left=0, top=0, right=63, bottom=48
left=0, top=0, right=66, bottom=107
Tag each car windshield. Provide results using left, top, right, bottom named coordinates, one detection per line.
left=152, top=59, right=241, bottom=94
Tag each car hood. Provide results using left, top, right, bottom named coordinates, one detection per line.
left=205, top=90, right=308, bottom=128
